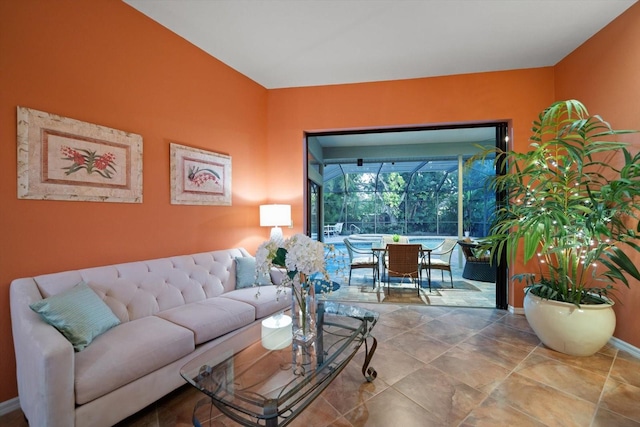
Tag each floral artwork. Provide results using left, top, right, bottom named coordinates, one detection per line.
left=170, top=143, right=231, bottom=205
left=61, top=146, right=117, bottom=179
left=17, top=107, right=143, bottom=203
left=188, top=165, right=220, bottom=187
left=183, top=160, right=223, bottom=194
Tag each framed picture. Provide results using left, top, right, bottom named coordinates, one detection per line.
left=170, top=143, right=232, bottom=206
left=17, top=106, right=143, bottom=203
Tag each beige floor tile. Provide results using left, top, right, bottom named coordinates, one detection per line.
left=436, top=308, right=505, bottom=331
left=288, top=396, right=343, bottom=427
left=457, top=333, right=532, bottom=370
left=515, top=353, right=608, bottom=403
left=418, top=318, right=477, bottom=345
left=353, top=340, right=426, bottom=385
left=489, top=373, right=596, bottom=426
left=326, top=417, right=356, bottom=427
left=403, top=304, right=453, bottom=320
left=322, top=362, right=389, bottom=415
left=592, top=408, right=640, bottom=427
left=393, top=365, right=486, bottom=425
left=367, top=321, right=409, bottom=343
left=343, top=387, right=446, bottom=427
left=429, top=346, right=512, bottom=393
left=377, top=306, right=431, bottom=329
left=478, top=322, right=540, bottom=351
left=611, top=351, right=640, bottom=388
left=386, top=328, right=452, bottom=364
left=591, top=408, right=640, bottom=427
left=597, top=342, right=619, bottom=358
left=460, top=397, right=547, bottom=427
left=599, top=378, right=640, bottom=422
left=496, top=312, right=535, bottom=334
left=532, top=345, right=615, bottom=377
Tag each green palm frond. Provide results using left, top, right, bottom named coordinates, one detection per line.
left=469, top=100, right=640, bottom=306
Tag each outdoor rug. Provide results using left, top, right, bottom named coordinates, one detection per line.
left=366, top=277, right=480, bottom=291
left=321, top=280, right=481, bottom=305
left=420, top=280, right=481, bottom=291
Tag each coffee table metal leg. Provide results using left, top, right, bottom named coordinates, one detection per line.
left=264, top=399, right=278, bottom=427
left=361, top=335, right=378, bottom=382
left=191, top=397, right=211, bottom=427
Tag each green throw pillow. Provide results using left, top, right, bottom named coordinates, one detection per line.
left=235, top=256, right=272, bottom=289
left=30, top=281, right=120, bottom=352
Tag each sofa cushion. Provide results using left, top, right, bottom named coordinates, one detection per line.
left=29, top=281, right=120, bottom=351
left=156, top=297, right=255, bottom=345
left=222, top=285, right=290, bottom=319
left=74, top=316, right=194, bottom=404
left=235, top=256, right=272, bottom=288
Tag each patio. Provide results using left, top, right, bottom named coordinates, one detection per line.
left=321, top=235, right=497, bottom=308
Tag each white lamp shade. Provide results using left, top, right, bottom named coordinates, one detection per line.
left=261, top=314, right=292, bottom=350
left=260, top=204, right=291, bottom=227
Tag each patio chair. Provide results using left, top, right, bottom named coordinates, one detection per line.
left=380, top=235, right=408, bottom=273
left=324, top=222, right=344, bottom=236
left=333, top=222, right=344, bottom=236
left=421, top=238, right=457, bottom=287
left=385, top=243, right=421, bottom=295
left=344, top=238, right=378, bottom=287
left=458, top=240, right=496, bottom=283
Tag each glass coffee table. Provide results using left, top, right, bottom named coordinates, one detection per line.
left=180, top=301, right=379, bottom=427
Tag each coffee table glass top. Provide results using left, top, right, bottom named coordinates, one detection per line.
left=180, top=302, right=378, bottom=427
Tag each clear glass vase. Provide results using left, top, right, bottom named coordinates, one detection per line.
left=291, top=273, right=317, bottom=344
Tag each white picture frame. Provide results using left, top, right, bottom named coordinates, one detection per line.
left=170, top=143, right=232, bottom=206
left=17, top=106, right=143, bottom=203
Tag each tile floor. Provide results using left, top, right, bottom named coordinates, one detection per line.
left=3, top=304, right=639, bottom=427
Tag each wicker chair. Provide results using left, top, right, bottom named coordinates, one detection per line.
left=385, top=244, right=422, bottom=295
left=380, top=235, right=409, bottom=273
left=421, top=238, right=457, bottom=288
left=458, top=240, right=496, bottom=283
left=344, top=238, right=378, bottom=287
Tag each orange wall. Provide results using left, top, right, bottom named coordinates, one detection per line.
left=555, top=2, right=640, bottom=348
left=0, top=1, right=269, bottom=402
left=266, top=68, right=555, bottom=305
left=2, top=0, right=639, bottom=407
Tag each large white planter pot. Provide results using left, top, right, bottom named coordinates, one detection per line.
left=523, top=292, right=616, bottom=356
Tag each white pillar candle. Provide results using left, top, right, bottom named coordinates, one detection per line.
left=261, top=314, right=292, bottom=350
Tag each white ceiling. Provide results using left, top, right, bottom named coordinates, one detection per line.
left=124, top=0, right=636, bottom=89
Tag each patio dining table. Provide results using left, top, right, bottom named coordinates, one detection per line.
left=371, top=243, right=433, bottom=290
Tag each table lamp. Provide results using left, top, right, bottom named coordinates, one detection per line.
left=259, top=204, right=291, bottom=240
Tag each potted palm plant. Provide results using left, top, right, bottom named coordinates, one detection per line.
left=472, top=99, right=640, bottom=356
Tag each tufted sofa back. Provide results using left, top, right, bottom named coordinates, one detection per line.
left=32, top=248, right=252, bottom=323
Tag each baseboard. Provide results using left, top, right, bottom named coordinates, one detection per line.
left=610, top=336, right=640, bottom=359
left=0, top=396, right=20, bottom=417
left=508, top=305, right=525, bottom=315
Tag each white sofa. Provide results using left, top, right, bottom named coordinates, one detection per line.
left=10, top=248, right=290, bottom=427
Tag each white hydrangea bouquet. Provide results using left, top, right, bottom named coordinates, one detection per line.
left=256, top=233, right=334, bottom=343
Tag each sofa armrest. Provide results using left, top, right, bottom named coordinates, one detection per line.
left=10, top=278, right=75, bottom=427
